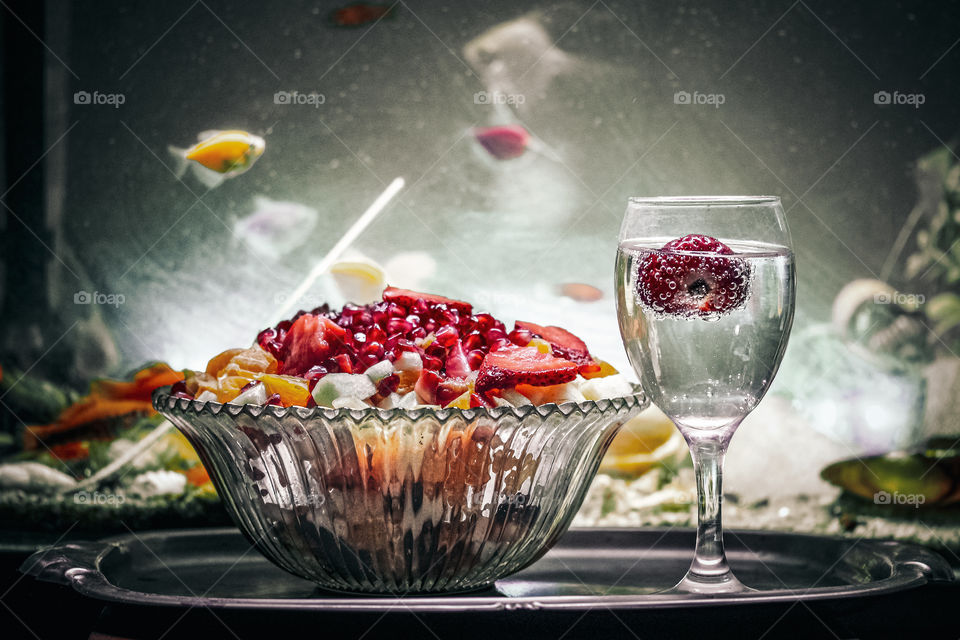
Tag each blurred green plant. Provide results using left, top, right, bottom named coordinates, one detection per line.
left=901, top=145, right=960, bottom=353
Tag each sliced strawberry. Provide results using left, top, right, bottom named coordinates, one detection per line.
left=280, top=314, right=348, bottom=376
left=514, top=321, right=593, bottom=364
left=475, top=346, right=578, bottom=394
left=383, top=287, right=472, bottom=314
left=470, top=392, right=493, bottom=409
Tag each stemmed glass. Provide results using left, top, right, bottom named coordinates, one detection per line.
left=615, top=196, right=795, bottom=593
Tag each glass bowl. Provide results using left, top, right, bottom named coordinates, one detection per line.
left=153, top=388, right=647, bottom=593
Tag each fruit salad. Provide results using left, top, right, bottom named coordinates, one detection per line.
left=177, top=287, right=633, bottom=409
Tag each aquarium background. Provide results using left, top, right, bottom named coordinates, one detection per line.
left=2, top=1, right=960, bottom=470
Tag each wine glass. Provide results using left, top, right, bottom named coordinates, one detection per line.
left=615, top=196, right=795, bottom=593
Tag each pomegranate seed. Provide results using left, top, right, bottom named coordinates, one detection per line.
left=463, top=332, right=485, bottom=352
left=508, top=328, right=533, bottom=345
left=265, top=393, right=283, bottom=406
left=434, top=325, right=459, bottom=347
left=475, top=314, right=496, bottom=332
left=425, top=343, right=446, bottom=359
left=387, top=317, right=412, bottom=334
left=422, top=353, right=443, bottom=370
left=354, top=331, right=367, bottom=344
left=485, top=327, right=508, bottom=343
left=334, top=353, right=353, bottom=374
left=240, top=380, right=263, bottom=393
left=467, top=349, right=485, bottom=370
left=377, top=373, right=400, bottom=395
left=357, top=352, right=379, bottom=368
left=304, top=365, right=328, bottom=382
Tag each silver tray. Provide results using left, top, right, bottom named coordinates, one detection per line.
left=23, top=526, right=952, bottom=611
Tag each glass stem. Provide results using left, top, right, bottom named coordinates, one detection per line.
left=677, top=427, right=744, bottom=592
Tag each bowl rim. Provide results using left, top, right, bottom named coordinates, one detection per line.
left=152, top=385, right=648, bottom=421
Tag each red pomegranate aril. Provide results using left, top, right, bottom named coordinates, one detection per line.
left=257, top=328, right=277, bottom=347
left=377, top=373, right=400, bottom=395
left=265, top=393, right=283, bottom=406
left=434, top=325, right=459, bottom=347
left=276, top=320, right=292, bottom=332
left=467, top=349, right=485, bottom=370
left=410, top=327, right=427, bottom=340
left=425, top=343, right=446, bottom=359
left=304, top=365, right=328, bottom=382
left=358, top=352, right=379, bottom=368
left=353, top=331, right=367, bottom=344
left=387, top=317, right=412, bottom=334
left=405, top=314, right=421, bottom=327
left=470, top=392, right=493, bottom=409
left=436, top=379, right=469, bottom=406
left=437, top=307, right=459, bottom=325
left=361, top=341, right=383, bottom=358
left=396, top=338, right=419, bottom=353
left=334, top=353, right=353, bottom=374
left=508, top=328, right=533, bottom=346
left=422, top=353, right=444, bottom=370
left=475, top=313, right=496, bottom=332
left=463, top=332, right=485, bottom=352
left=489, top=338, right=513, bottom=352
left=485, top=327, right=508, bottom=342
left=239, top=380, right=262, bottom=393
left=367, top=327, right=387, bottom=344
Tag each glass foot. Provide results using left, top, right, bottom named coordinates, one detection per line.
left=662, top=570, right=755, bottom=595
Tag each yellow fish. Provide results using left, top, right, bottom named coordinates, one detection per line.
left=169, top=130, right=265, bottom=189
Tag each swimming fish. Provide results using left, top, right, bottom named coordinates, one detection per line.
left=558, top=283, right=604, bottom=303
left=473, top=125, right=529, bottom=160
left=330, top=3, right=392, bottom=27
left=464, top=14, right=584, bottom=109
left=233, top=196, right=319, bottom=259
left=330, top=254, right=388, bottom=305
left=821, top=437, right=960, bottom=508
left=169, top=130, right=265, bottom=189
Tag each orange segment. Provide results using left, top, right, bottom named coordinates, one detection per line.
left=206, top=348, right=245, bottom=376
left=581, top=360, right=618, bottom=379
left=258, top=373, right=310, bottom=407
left=600, top=407, right=681, bottom=478
left=216, top=375, right=254, bottom=403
